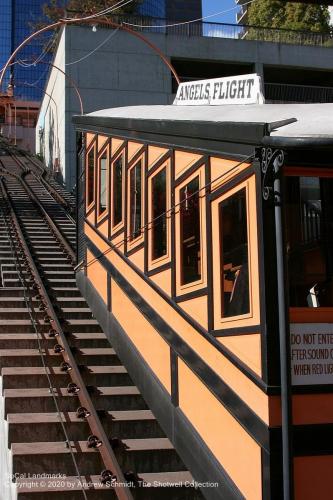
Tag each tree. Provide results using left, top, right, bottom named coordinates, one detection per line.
left=247, top=0, right=330, bottom=32
left=43, top=0, right=142, bottom=22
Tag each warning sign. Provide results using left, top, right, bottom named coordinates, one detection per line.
left=291, top=323, right=333, bottom=386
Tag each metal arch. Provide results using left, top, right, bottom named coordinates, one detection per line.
left=0, top=17, right=181, bottom=101
left=5, top=59, right=84, bottom=115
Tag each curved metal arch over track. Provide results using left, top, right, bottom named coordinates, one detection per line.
left=0, top=16, right=181, bottom=101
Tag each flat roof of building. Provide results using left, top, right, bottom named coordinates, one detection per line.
left=73, top=103, right=333, bottom=150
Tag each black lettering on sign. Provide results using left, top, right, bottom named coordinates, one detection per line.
left=229, top=80, right=237, bottom=99
left=246, top=79, right=255, bottom=98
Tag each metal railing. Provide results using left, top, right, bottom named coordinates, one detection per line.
left=265, top=82, right=333, bottom=103
left=97, top=13, right=333, bottom=47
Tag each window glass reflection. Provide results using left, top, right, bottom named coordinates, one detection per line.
left=220, top=188, right=249, bottom=317
left=285, top=176, right=333, bottom=307
left=180, top=176, right=201, bottom=285
left=152, top=168, right=167, bottom=260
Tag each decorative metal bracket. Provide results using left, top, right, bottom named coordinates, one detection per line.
left=259, top=148, right=285, bottom=202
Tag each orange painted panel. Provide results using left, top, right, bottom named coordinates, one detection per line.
left=218, top=334, right=262, bottom=377
left=178, top=360, right=262, bottom=500
left=86, top=211, right=95, bottom=225
left=128, top=141, right=143, bottom=162
left=290, top=308, right=333, bottom=323
left=98, top=134, right=108, bottom=151
left=86, top=133, right=95, bottom=149
left=111, top=280, right=171, bottom=393
left=179, top=295, right=208, bottom=330
left=98, top=219, right=108, bottom=238
left=128, top=247, right=145, bottom=272
left=174, top=150, right=202, bottom=179
left=269, top=393, right=333, bottom=427
left=111, top=138, right=124, bottom=156
left=150, top=269, right=172, bottom=297
left=210, top=157, right=250, bottom=192
left=148, top=145, right=168, bottom=169
left=294, top=456, right=333, bottom=500
left=86, top=249, right=107, bottom=304
left=84, top=223, right=270, bottom=424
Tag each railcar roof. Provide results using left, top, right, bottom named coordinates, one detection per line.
left=73, top=103, right=333, bottom=149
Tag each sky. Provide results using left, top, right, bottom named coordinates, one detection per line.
left=202, top=0, right=240, bottom=25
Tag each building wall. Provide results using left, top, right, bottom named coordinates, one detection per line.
left=36, top=29, right=66, bottom=182
left=36, top=24, right=333, bottom=189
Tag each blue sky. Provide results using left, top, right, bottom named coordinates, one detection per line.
left=202, top=0, right=239, bottom=24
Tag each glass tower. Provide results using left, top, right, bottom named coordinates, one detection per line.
left=139, top=0, right=202, bottom=20
left=139, top=0, right=166, bottom=18
left=0, top=0, right=53, bottom=102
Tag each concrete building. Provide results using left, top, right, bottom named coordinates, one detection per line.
left=36, top=23, right=333, bottom=189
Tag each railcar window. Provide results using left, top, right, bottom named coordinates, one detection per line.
left=87, top=147, right=95, bottom=206
left=285, top=176, right=333, bottom=307
left=180, top=176, right=201, bottom=285
left=219, top=188, right=249, bottom=317
left=98, top=150, right=107, bottom=215
left=152, top=168, right=167, bottom=260
left=130, top=160, right=142, bottom=240
left=113, top=155, right=123, bottom=227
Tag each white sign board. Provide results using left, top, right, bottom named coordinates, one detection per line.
left=173, top=74, right=264, bottom=106
left=290, top=323, right=333, bottom=386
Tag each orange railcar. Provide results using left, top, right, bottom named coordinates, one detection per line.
left=73, top=103, right=333, bottom=500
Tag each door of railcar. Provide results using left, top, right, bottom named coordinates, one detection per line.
left=284, top=167, right=333, bottom=500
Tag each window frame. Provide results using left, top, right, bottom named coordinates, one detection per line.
left=96, top=142, right=110, bottom=223
left=175, top=165, right=207, bottom=296
left=211, top=176, right=260, bottom=329
left=284, top=166, right=333, bottom=323
left=85, top=140, right=96, bottom=213
left=148, top=160, right=171, bottom=271
left=110, top=147, right=125, bottom=236
left=127, top=152, right=145, bottom=252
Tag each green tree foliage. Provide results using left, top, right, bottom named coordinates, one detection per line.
left=247, top=0, right=330, bottom=32
left=43, top=0, right=142, bottom=22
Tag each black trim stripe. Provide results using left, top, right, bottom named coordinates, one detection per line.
left=174, top=157, right=205, bottom=186
left=85, top=219, right=267, bottom=392
left=175, top=287, right=208, bottom=303
left=146, top=262, right=172, bottom=277
left=86, top=238, right=270, bottom=451
left=170, top=349, right=179, bottom=407
left=212, top=325, right=261, bottom=337
left=77, top=269, right=245, bottom=500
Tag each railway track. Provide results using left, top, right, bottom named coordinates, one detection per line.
left=0, top=147, right=202, bottom=500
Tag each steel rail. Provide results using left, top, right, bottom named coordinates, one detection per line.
left=0, top=151, right=76, bottom=253
left=6, top=147, right=75, bottom=219
left=0, top=171, right=134, bottom=500
left=6, top=168, right=76, bottom=263
left=0, top=179, right=89, bottom=500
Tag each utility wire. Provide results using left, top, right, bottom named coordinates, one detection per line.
left=66, top=27, right=120, bottom=66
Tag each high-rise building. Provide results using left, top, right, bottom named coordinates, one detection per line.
left=139, top=0, right=202, bottom=21
left=0, top=0, right=54, bottom=102
left=0, top=0, right=202, bottom=102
